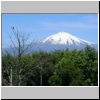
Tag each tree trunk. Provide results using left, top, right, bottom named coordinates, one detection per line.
left=17, top=56, right=21, bottom=86
left=40, top=65, right=42, bottom=86
left=17, top=65, right=22, bottom=86
left=18, top=69, right=22, bottom=86
left=18, top=74, right=21, bottom=86
left=10, top=66, right=13, bottom=86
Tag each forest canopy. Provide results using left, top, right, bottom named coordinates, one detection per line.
left=2, top=46, right=98, bottom=86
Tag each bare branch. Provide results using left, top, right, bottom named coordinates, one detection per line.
left=8, top=33, right=18, bottom=50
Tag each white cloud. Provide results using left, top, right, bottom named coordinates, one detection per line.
left=84, top=15, right=98, bottom=24
left=41, top=21, right=97, bottom=30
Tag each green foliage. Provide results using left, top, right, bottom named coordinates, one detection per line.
left=48, top=74, right=62, bottom=86
left=2, top=46, right=98, bottom=86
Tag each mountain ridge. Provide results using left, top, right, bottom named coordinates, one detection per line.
left=2, top=32, right=97, bottom=54
left=41, top=32, right=93, bottom=46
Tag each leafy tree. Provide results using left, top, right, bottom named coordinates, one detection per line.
left=48, top=74, right=62, bottom=86
left=2, top=45, right=98, bottom=86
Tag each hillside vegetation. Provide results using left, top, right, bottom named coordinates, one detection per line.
left=2, top=46, right=98, bottom=86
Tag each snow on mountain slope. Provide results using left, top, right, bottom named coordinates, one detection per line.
left=2, top=32, right=97, bottom=54
left=42, top=32, right=92, bottom=46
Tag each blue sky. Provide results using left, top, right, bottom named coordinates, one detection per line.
left=2, top=14, right=98, bottom=48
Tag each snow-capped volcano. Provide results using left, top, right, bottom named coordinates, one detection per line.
left=2, top=32, right=97, bottom=54
left=42, top=32, right=92, bottom=46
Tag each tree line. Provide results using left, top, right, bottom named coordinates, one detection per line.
left=2, top=46, right=98, bottom=86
